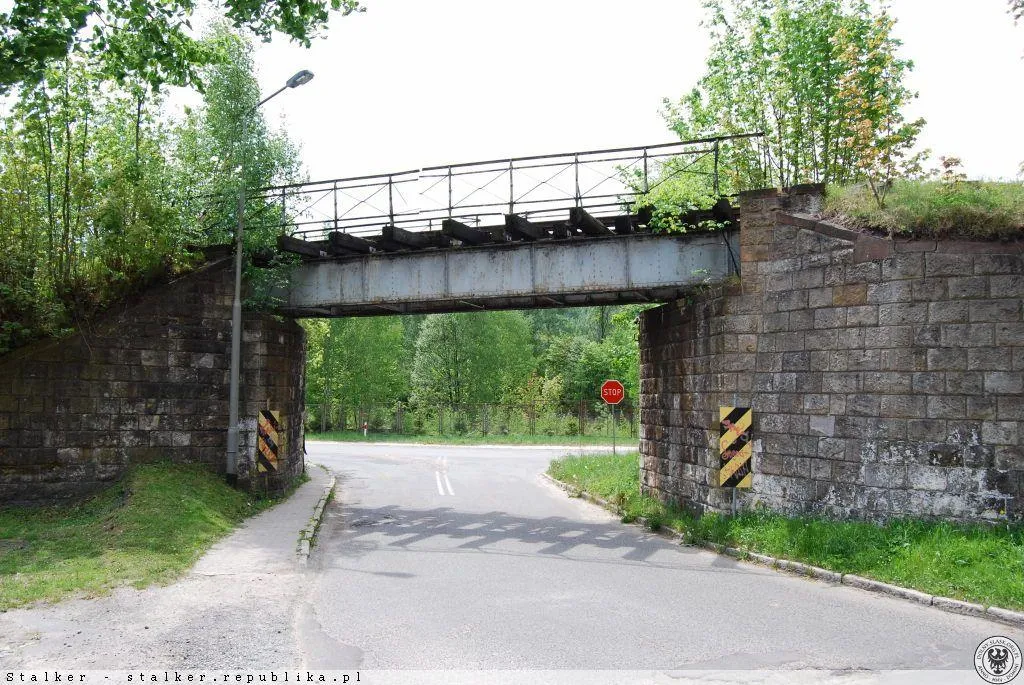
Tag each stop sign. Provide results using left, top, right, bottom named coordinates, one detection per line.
left=600, top=379, right=625, bottom=405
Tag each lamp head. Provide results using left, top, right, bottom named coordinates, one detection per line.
left=286, top=70, right=315, bottom=88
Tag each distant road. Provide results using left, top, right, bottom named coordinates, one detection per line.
left=304, top=442, right=1022, bottom=671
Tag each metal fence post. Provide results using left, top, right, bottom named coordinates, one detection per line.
left=713, top=139, right=720, bottom=196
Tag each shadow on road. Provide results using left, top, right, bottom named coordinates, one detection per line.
left=319, top=503, right=763, bottom=576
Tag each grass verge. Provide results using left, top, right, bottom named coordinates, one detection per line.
left=548, top=452, right=1024, bottom=610
left=0, top=462, right=301, bottom=610
left=309, top=430, right=623, bottom=446
left=824, top=179, right=1024, bottom=240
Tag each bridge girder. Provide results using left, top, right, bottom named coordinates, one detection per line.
left=279, top=230, right=738, bottom=318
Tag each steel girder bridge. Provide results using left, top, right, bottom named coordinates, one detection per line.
left=203, top=134, right=757, bottom=316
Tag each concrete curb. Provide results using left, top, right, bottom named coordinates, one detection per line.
left=297, top=475, right=336, bottom=566
left=541, top=472, right=1024, bottom=629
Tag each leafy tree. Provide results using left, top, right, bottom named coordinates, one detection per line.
left=172, top=24, right=303, bottom=248
left=411, top=312, right=534, bottom=407
left=0, top=25, right=302, bottom=354
left=834, top=9, right=924, bottom=207
left=661, top=0, right=923, bottom=192
left=0, top=58, right=183, bottom=351
left=303, top=317, right=409, bottom=423
left=0, top=0, right=362, bottom=93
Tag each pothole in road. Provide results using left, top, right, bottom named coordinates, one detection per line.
left=348, top=515, right=397, bottom=528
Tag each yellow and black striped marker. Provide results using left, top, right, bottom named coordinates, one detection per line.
left=257, top=410, right=281, bottom=473
left=719, top=406, right=752, bottom=488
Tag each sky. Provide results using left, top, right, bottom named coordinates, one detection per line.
left=247, top=0, right=1024, bottom=182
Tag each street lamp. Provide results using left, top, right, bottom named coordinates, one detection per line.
left=226, top=69, right=315, bottom=486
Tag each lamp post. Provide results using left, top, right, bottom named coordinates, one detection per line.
left=226, top=69, right=314, bottom=486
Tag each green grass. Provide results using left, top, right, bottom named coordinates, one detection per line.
left=0, top=462, right=301, bottom=610
left=825, top=179, right=1024, bottom=240
left=308, top=430, right=624, bottom=446
left=548, top=452, right=1024, bottom=609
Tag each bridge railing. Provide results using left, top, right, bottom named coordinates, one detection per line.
left=212, top=133, right=760, bottom=242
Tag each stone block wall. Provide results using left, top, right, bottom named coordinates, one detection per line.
left=0, top=258, right=306, bottom=505
left=640, top=185, right=1024, bottom=521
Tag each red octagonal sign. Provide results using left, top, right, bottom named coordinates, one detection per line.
left=601, top=379, right=625, bottom=405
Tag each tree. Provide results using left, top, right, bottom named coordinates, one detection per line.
left=303, top=317, right=410, bottom=424
left=0, top=25, right=303, bottom=354
left=834, top=9, right=924, bottom=207
left=411, top=312, right=534, bottom=407
left=171, top=25, right=304, bottom=234
left=661, top=0, right=923, bottom=192
left=0, top=0, right=362, bottom=93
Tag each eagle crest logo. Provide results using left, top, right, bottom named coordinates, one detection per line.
left=975, top=636, right=1022, bottom=683
left=988, top=646, right=1011, bottom=675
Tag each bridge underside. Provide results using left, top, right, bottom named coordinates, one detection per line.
left=279, top=230, right=739, bottom=318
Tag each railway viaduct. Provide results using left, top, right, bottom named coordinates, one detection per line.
left=2, top=139, right=1022, bottom=522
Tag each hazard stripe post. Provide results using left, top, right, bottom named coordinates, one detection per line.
left=257, top=409, right=281, bottom=473
left=719, top=406, right=752, bottom=488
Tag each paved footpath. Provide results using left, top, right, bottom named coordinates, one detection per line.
left=0, top=466, right=331, bottom=669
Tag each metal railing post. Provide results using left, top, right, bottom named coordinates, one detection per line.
left=573, top=154, right=581, bottom=207
left=508, top=159, right=514, bottom=215
left=642, top=148, right=649, bottom=193
left=713, top=140, right=720, bottom=196
left=447, top=166, right=453, bottom=218
left=333, top=181, right=339, bottom=231
left=388, top=175, right=395, bottom=225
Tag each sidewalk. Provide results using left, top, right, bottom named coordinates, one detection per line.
left=193, top=464, right=333, bottom=575
left=0, top=464, right=335, bottom=668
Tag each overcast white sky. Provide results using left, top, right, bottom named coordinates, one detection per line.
left=247, top=0, right=1024, bottom=182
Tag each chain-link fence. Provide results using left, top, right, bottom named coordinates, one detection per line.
left=306, top=401, right=636, bottom=440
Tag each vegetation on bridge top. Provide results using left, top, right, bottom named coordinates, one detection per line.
left=825, top=175, right=1024, bottom=241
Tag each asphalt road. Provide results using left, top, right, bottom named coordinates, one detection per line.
left=302, top=441, right=1024, bottom=672
left=2, top=441, right=1020, bottom=681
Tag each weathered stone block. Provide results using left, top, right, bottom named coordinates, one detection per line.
left=867, top=281, right=912, bottom=304
left=947, top=276, right=988, bottom=299
left=991, top=275, right=1024, bottom=298
left=908, top=466, right=948, bottom=491
left=927, top=301, right=970, bottom=324
left=846, top=305, right=878, bottom=326
left=984, top=372, right=1024, bottom=395
left=878, top=302, right=928, bottom=325
left=995, top=322, right=1024, bottom=347
left=927, top=348, right=966, bottom=371
left=926, top=253, right=974, bottom=277
left=881, top=253, right=925, bottom=280
left=907, top=419, right=947, bottom=442
left=928, top=396, right=966, bottom=419
left=808, top=414, right=835, bottom=437
left=967, top=347, right=1013, bottom=371
left=880, top=395, right=927, bottom=419
left=971, top=299, right=1022, bottom=323
left=945, top=371, right=983, bottom=394
left=982, top=421, right=1019, bottom=445
left=965, top=396, right=997, bottom=420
